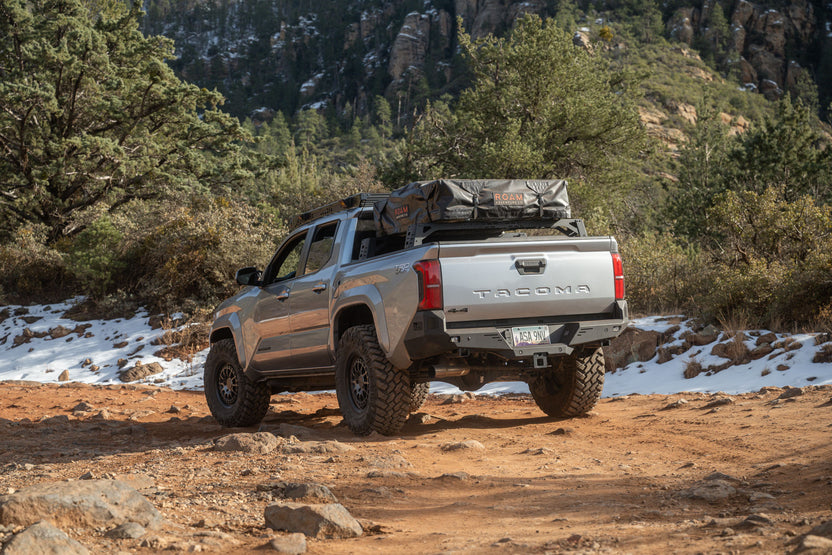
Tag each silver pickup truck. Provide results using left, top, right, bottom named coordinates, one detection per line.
left=205, top=181, right=627, bottom=435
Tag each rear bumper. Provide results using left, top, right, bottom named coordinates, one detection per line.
left=404, top=300, right=628, bottom=360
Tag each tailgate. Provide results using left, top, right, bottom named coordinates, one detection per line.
left=439, top=237, right=617, bottom=323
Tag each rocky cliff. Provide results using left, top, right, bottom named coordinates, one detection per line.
left=666, top=0, right=824, bottom=100
left=141, top=0, right=831, bottom=119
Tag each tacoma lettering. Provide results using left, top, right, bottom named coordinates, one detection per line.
left=473, top=285, right=591, bottom=299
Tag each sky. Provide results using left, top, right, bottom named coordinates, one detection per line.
left=1, top=300, right=830, bottom=397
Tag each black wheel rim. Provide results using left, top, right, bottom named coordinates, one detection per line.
left=348, top=356, right=370, bottom=411
left=217, top=363, right=238, bottom=406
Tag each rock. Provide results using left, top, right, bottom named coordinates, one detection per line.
left=440, top=440, right=485, bottom=452
left=2, top=520, right=89, bottom=555
left=756, top=332, right=777, bottom=346
left=118, top=362, right=163, bottom=383
left=0, top=479, right=162, bottom=530
left=283, top=483, right=338, bottom=504
left=58, top=370, right=70, bottom=382
left=704, top=471, right=740, bottom=483
left=792, top=535, right=832, bottom=553
left=808, top=520, right=832, bottom=539
left=662, top=399, right=688, bottom=410
left=548, top=427, right=574, bottom=435
left=603, top=328, right=660, bottom=371
left=282, top=441, right=353, bottom=454
left=105, top=521, right=147, bottom=539
left=683, top=480, right=737, bottom=502
left=72, top=402, right=94, bottom=412
left=272, top=423, right=319, bottom=440
left=364, top=454, right=412, bottom=469
left=436, top=472, right=470, bottom=481
left=367, top=470, right=406, bottom=479
left=214, top=432, right=282, bottom=455
left=270, top=532, right=307, bottom=554
left=657, top=344, right=687, bottom=364
left=703, top=397, right=734, bottom=409
left=778, top=387, right=804, bottom=399
left=264, top=502, right=362, bottom=539
left=739, top=513, right=773, bottom=527
left=388, top=12, right=431, bottom=82
left=48, top=325, right=72, bottom=339
left=750, top=344, right=774, bottom=360
left=572, top=31, right=593, bottom=54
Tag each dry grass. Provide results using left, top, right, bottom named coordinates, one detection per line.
left=683, top=357, right=703, bottom=379
left=151, top=311, right=211, bottom=362
left=813, top=344, right=832, bottom=364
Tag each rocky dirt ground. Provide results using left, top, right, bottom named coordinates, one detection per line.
left=1, top=381, right=831, bottom=554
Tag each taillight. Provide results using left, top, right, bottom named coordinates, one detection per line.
left=612, top=253, right=625, bottom=300
left=413, top=260, right=443, bottom=310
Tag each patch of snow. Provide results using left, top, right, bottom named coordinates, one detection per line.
left=2, top=304, right=829, bottom=400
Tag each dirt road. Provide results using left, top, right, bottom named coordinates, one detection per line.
left=0, top=381, right=830, bottom=553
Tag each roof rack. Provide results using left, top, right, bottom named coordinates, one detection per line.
left=290, top=193, right=389, bottom=228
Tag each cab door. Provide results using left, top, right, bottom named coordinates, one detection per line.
left=247, top=230, right=308, bottom=372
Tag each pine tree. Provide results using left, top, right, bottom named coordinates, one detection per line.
left=386, top=15, right=645, bottom=190
left=0, top=0, right=258, bottom=241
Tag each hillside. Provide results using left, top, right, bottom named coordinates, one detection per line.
left=140, top=0, right=832, bottom=122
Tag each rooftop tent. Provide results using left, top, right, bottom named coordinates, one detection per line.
left=374, top=179, right=570, bottom=236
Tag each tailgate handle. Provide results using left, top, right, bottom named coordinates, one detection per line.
left=515, top=258, right=546, bottom=275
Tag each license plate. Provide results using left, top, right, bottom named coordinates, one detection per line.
left=511, top=325, right=550, bottom=347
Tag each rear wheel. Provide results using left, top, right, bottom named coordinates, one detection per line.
left=335, top=325, right=410, bottom=436
left=204, top=338, right=271, bottom=427
left=529, top=347, right=605, bottom=417
left=409, top=382, right=430, bottom=412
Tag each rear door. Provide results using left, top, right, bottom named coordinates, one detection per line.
left=287, top=220, right=339, bottom=369
left=439, top=237, right=617, bottom=323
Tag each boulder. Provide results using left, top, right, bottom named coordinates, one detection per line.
left=283, top=483, right=339, bottom=504
left=2, top=520, right=89, bottom=555
left=264, top=502, right=362, bottom=539
left=683, top=479, right=737, bottom=502
left=214, top=432, right=282, bottom=455
left=119, top=362, right=163, bottom=383
left=0, top=479, right=162, bottom=530
left=603, top=328, right=660, bottom=371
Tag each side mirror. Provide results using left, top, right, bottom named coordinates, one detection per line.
left=235, top=267, right=262, bottom=286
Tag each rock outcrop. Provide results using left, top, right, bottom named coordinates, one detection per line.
left=666, top=0, right=816, bottom=98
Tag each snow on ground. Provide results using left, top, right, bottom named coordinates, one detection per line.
left=1, top=300, right=830, bottom=397
left=0, top=299, right=206, bottom=391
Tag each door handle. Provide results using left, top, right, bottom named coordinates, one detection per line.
left=313, top=283, right=327, bottom=293
left=515, top=258, right=547, bottom=275
left=276, top=290, right=290, bottom=301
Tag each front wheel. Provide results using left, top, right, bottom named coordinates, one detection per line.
left=204, top=338, right=271, bottom=427
left=335, top=325, right=411, bottom=436
left=529, top=347, right=605, bottom=417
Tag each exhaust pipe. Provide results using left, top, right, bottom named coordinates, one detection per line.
left=428, top=358, right=470, bottom=378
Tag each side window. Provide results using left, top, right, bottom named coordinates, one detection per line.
left=266, top=232, right=307, bottom=284
left=304, top=222, right=338, bottom=275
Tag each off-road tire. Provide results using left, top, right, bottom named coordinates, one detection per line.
left=409, top=382, right=430, bottom=412
left=529, top=347, right=605, bottom=417
left=335, top=324, right=411, bottom=436
left=204, top=338, right=271, bottom=427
